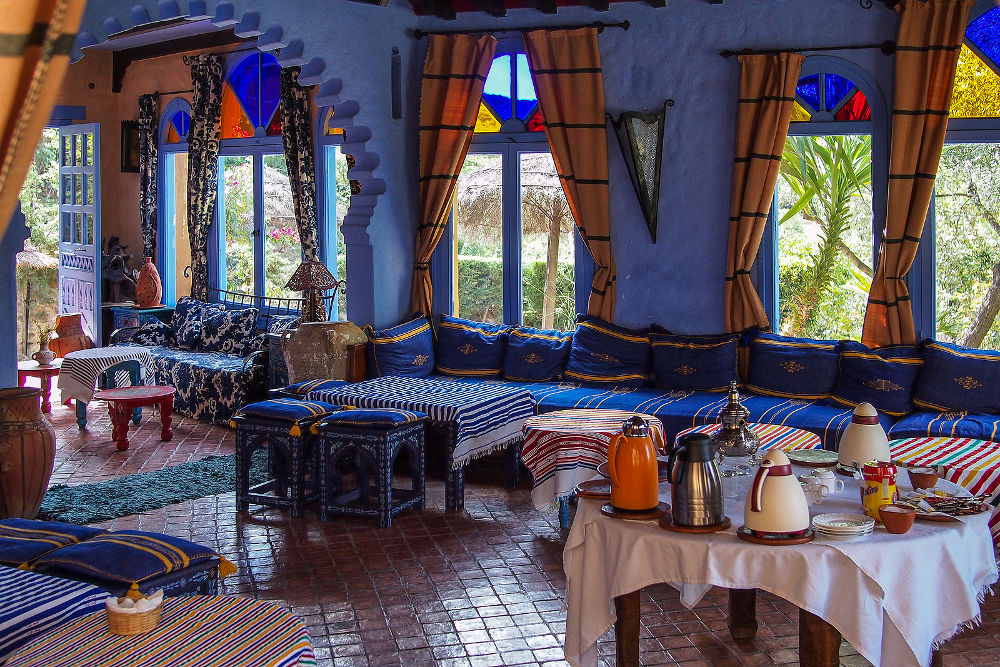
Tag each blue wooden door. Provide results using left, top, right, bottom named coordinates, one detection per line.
left=57, top=124, right=101, bottom=344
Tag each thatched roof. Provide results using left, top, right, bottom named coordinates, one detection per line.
left=17, top=243, right=57, bottom=269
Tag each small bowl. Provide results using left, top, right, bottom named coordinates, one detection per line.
left=879, top=504, right=916, bottom=534
left=907, top=466, right=939, bottom=489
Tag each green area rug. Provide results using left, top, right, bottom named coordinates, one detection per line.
left=37, top=452, right=270, bottom=525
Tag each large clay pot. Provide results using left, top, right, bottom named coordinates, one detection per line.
left=0, top=388, right=56, bottom=519
left=135, top=257, right=163, bottom=308
left=282, top=321, right=368, bottom=383
left=49, top=313, right=94, bottom=357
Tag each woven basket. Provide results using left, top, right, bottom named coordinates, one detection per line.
left=106, top=587, right=162, bottom=635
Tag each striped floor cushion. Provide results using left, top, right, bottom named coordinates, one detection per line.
left=675, top=422, right=822, bottom=451
left=890, top=436, right=1000, bottom=544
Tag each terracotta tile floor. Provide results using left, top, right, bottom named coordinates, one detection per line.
left=30, top=382, right=1000, bottom=666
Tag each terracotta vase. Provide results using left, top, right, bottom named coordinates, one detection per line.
left=135, top=257, right=163, bottom=308
left=31, top=339, right=56, bottom=366
left=0, top=387, right=56, bottom=519
left=281, top=321, right=368, bottom=384
left=49, top=313, right=94, bottom=357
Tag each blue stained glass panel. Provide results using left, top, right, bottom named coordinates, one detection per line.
left=796, top=74, right=820, bottom=112
left=967, top=7, right=1000, bottom=69
left=171, top=110, right=189, bottom=137
left=515, top=53, right=537, bottom=120
left=825, top=73, right=856, bottom=112
left=229, top=55, right=261, bottom=127
left=484, top=55, right=512, bottom=121
left=260, top=54, right=281, bottom=128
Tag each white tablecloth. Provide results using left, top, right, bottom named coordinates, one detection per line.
left=563, top=471, right=998, bottom=667
left=57, top=347, right=154, bottom=403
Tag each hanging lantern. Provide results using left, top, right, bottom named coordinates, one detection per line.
left=609, top=99, right=672, bottom=243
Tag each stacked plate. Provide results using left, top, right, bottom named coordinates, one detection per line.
left=812, top=513, right=875, bottom=541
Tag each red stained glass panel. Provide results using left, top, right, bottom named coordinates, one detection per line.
left=834, top=90, right=871, bottom=121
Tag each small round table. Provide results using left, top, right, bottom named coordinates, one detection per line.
left=17, top=359, right=62, bottom=413
left=92, top=385, right=174, bottom=451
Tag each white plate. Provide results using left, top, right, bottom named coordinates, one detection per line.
left=813, top=513, right=876, bottom=533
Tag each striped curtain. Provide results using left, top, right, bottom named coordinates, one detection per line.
left=861, top=0, right=972, bottom=348
left=0, top=0, right=86, bottom=241
left=280, top=66, right=319, bottom=261
left=524, top=28, right=616, bottom=322
left=137, top=94, right=158, bottom=259
left=723, top=53, right=804, bottom=333
left=411, top=34, right=497, bottom=316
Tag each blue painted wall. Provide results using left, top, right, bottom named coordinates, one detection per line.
left=66, top=0, right=897, bottom=332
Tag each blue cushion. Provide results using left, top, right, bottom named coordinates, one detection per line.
left=199, top=307, right=259, bottom=356
left=650, top=332, right=738, bottom=391
left=0, top=519, right=106, bottom=567
left=267, top=315, right=300, bottom=335
left=503, top=326, right=572, bottom=382
left=281, top=379, right=350, bottom=396
left=316, top=408, right=426, bottom=429
left=564, top=314, right=650, bottom=388
left=744, top=332, right=839, bottom=400
left=888, top=410, right=1000, bottom=441
left=832, top=341, right=923, bottom=416
left=34, top=530, right=237, bottom=585
left=366, top=316, right=435, bottom=378
left=120, top=319, right=172, bottom=346
left=234, top=398, right=340, bottom=423
left=171, top=297, right=224, bottom=350
left=912, top=340, right=1000, bottom=413
left=435, top=314, right=508, bottom=378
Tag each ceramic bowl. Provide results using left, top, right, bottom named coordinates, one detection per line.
left=907, top=466, right=939, bottom=489
left=878, top=503, right=916, bottom=534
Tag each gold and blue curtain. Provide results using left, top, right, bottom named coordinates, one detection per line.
left=862, top=0, right=973, bottom=348
left=0, top=0, right=87, bottom=240
left=137, top=93, right=158, bottom=259
left=280, top=66, right=319, bottom=260
left=724, top=52, right=804, bottom=333
left=524, top=28, right=616, bottom=322
left=186, top=54, right=224, bottom=301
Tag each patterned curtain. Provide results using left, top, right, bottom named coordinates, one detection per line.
left=411, top=34, right=497, bottom=316
left=280, top=66, right=319, bottom=260
left=137, top=94, right=158, bottom=259
left=723, top=53, right=804, bottom=333
left=524, top=28, right=616, bottom=322
left=862, top=0, right=973, bottom=348
left=0, top=0, right=87, bottom=240
left=186, top=54, right=224, bottom=301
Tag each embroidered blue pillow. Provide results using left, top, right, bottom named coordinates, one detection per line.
left=34, top=530, right=237, bottom=584
left=744, top=332, right=839, bottom=400
left=435, top=314, right=508, bottom=378
left=650, top=332, right=738, bottom=391
left=116, top=319, right=172, bottom=346
left=281, top=379, right=350, bottom=396
left=503, top=326, right=573, bottom=382
left=912, top=340, right=1000, bottom=413
left=199, top=307, right=259, bottom=356
left=267, top=315, right=300, bottom=335
left=366, top=315, right=435, bottom=378
left=171, top=297, right=224, bottom=350
left=315, top=408, right=426, bottom=429
left=564, top=315, right=650, bottom=388
left=832, top=341, right=923, bottom=416
left=0, top=519, right=106, bottom=567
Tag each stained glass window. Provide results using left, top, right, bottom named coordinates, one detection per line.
left=475, top=50, right=543, bottom=134
left=792, top=72, right=870, bottom=122
left=220, top=52, right=282, bottom=139
left=164, top=110, right=189, bottom=144
left=950, top=44, right=1000, bottom=118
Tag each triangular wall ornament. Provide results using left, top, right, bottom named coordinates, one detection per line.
left=609, top=99, right=672, bottom=243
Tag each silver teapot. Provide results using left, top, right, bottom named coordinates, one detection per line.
left=710, top=381, right=760, bottom=462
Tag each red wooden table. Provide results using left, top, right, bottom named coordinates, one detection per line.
left=17, top=360, right=63, bottom=413
left=91, top=385, right=174, bottom=451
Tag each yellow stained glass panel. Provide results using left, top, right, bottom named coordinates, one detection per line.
left=950, top=44, right=1000, bottom=118
left=790, top=101, right=811, bottom=123
left=322, top=107, right=345, bottom=136
left=474, top=102, right=501, bottom=133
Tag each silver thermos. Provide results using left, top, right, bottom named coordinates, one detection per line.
left=666, top=433, right=725, bottom=526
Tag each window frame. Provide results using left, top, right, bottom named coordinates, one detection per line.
left=757, top=55, right=889, bottom=336
left=431, top=37, right=595, bottom=328
left=315, top=107, right=347, bottom=318
left=156, top=97, right=191, bottom=306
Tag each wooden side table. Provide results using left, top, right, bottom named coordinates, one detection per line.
left=92, top=385, right=174, bottom=451
left=17, top=360, right=62, bottom=413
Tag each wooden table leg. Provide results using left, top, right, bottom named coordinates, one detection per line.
left=614, top=590, right=640, bottom=667
left=799, top=608, right=840, bottom=667
left=39, top=374, right=53, bottom=413
left=159, top=396, right=173, bottom=441
left=728, top=588, right=758, bottom=639
left=108, top=402, right=131, bottom=451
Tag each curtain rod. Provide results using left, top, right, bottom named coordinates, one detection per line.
left=152, top=88, right=193, bottom=97
left=720, top=40, right=896, bottom=58
left=413, top=19, right=629, bottom=40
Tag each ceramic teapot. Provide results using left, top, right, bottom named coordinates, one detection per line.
left=837, top=403, right=890, bottom=469
left=744, top=450, right=810, bottom=535
left=607, top=416, right=660, bottom=512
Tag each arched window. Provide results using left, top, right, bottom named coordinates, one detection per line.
left=760, top=58, right=887, bottom=341
left=220, top=52, right=282, bottom=139
left=158, top=98, right=193, bottom=304
left=929, top=2, right=1000, bottom=350
left=432, top=41, right=592, bottom=330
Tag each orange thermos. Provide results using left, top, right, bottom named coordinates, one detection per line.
left=607, top=416, right=660, bottom=512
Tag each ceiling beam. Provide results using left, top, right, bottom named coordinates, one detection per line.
left=474, top=0, right=508, bottom=17
left=642, top=0, right=666, bottom=7
left=581, top=0, right=610, bottom=11
left=533, top=0, right=558, bottom=13
left=430, top=0, right=458, bottom=19
left=111, top=29, right=251, bottom=93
